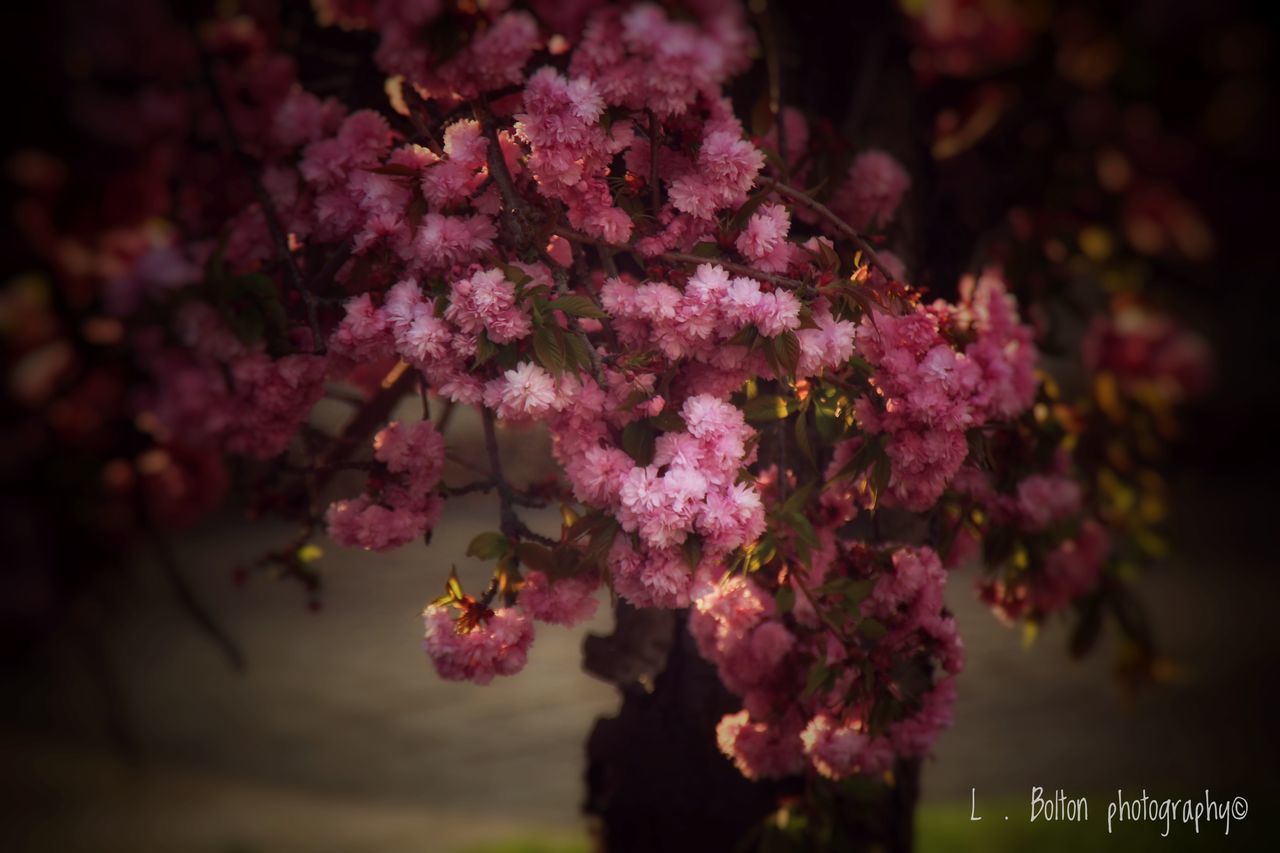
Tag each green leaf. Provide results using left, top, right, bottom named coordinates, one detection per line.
left=564, top=331, right=594, bottom=372
left=726, top=325, right=759, bottom=347
left=533, top=326, right=566, bottom=376
left=466, top=532, right=509, bottom=560
left=584, top=518, right=620, bottom=566
left=795, top=407, right=815, bottom=465
left=621, top=420, right=656, bottom=465
left=741, top=394, right=790, bottom=423
left=868, top=454, right=892, bottom=510
left=474, top=331, right=497, bottom=365
left=548, top=294, right=608, bottom=319
left=515, top=541, right=555, bottom=573
left=691, top=241, right=720, bottom=258
left=498, top=262, right=533, bottom=287
left=650, top=409, right=687, bottom=433
left=858, top=618, right=888, bottom=640
left=781, top=482, right=816, bottom=516
left=728, top=191, right=770, bottom=234
left=802, top=660, right=832, bottom=700
left=770, top=330, right=801, bottom=376
left=788, top=512, right=820, bottom=549
left=774, top=585, right=795, bottom=615
left=681, top=533, right=704, bottom=571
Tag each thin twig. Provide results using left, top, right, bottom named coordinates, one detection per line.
left=647, top=110, right=662, bottom=215
left=755, top=6, right=789, bottom=181
left=757, top=177, right=895, bottom=280
left=197, top=44, right=324, bottom=349
left=553, top=228, right=804, bottom=288
left=442, top=479, right=497, bottom=498
left=152, top=532, right=246, bottom=670
left=481, top=408, right=557, bottom=549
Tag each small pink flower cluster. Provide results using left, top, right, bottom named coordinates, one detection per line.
left=708, top=545, right=963, bottom=781
left=980, top=519, right=1112, bottom=622
left=853, top=271, right=1036, bottom=510
left=142, top=309, right=327, bottom=460
left=369, top=3, right=539, bottom=103
left=518, top=570, right=601, bottom=627
left=601, top=262, right=855, bottom=389
left=422, top=604, right=535, bottom=684
left=830, top=149, right=911, bottom=231
left=560, top=394, right=765, bottom=608
left=326, top=420, right=445, bottom=551
left=516, top=67, right=634, bottom=243
left=1082, top=301, right=1211, bottom=403
left=569, top=3, right=753, bottom=118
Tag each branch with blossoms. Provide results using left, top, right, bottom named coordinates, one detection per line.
left=37, top=0, right=1204, bottom=801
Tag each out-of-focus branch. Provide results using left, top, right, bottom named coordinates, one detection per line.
left=552, top=228, right=804, bottom=288
left=757, top=177, right=895, bottom=279
left=197, top=46, right=324, bottom=350
left=481, top=407, right=556, bottom=548
left=152, top=531, right=246, bottom=671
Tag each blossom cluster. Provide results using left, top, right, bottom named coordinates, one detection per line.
left=65, top=0, right=1178, bottom=787
left=326, top=420, right=446, bottom=551
left=704, top=544, right=963, bottom=780
left=851, top=269, right=1037, bottom=511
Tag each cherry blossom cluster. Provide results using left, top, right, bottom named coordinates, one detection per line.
left=703, top=544, right=963, bottom=780
left=326, top=420, right=446, bottom=551
left=65, top=0, right=1200, bottom=787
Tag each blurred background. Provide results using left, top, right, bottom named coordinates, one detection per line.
left=2, top=0, right=1279, bottom=851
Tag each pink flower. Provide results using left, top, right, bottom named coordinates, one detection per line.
left=446, top=268, right=532, bottom=344
left=325, top=495, right=439, bottom=551
left=330, top=293, right=393, bottom=362
left=830, top=149, right=911, bottom=231
left=1014, top=474, right=1082, bottom=531
left=607, top=538, right=693, bottom=608
left=752, top=289, right=802, bottom=338
left=1031, top=519, right=1110, bottom=613
left=716, top=709, right=805, bottom=780
left=422, top=605, right=535, bottom=685
left=519, top=571, right=600, bottom=627
left=802, top=714, right=895, bottom=779
left=488, top=362, right=559, bottom=420
left=373, top=419, right=445, bottom=487
left=735, top=204, right=795, bottom=273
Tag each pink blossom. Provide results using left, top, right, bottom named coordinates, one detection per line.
left=1014, top=474, right=1082, bottom=531
left=519, top=571, right=600, bottom=627
left=735, top=204, right=795, bottom=273
left=422, top=605, right=535, bottom=685
left=802, top=714, right=895, bottom=779
left=446, top=268, right=532, bottom=344
left=325, top=495, right=440, bottom=551
left=487, top=362, right=559, bottom=421
left=716, top=709, right=805, bottom=780
left=831, top=149, right=911, bottom=231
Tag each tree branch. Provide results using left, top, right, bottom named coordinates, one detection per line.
left=553, top=228, right=805, bottom=288
left=197, top=45, right=324, bottom=350
left=757, top=177, right=895, bottom=280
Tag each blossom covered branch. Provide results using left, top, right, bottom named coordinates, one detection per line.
left=50, top=0, right=1207, bottom=788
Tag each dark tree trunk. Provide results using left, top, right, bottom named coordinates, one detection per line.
left=583, top=605, right=920, bottom=853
